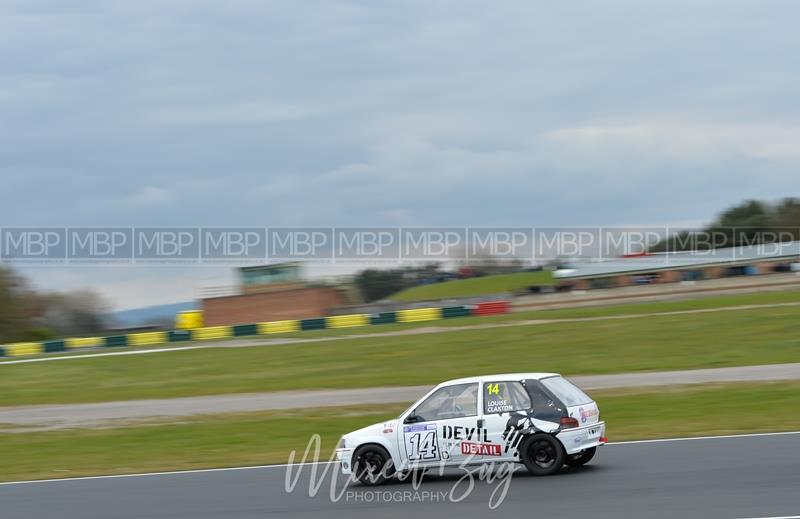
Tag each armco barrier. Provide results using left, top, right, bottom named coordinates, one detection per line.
left=105, top=335, right=128, bottom=348
left=168, top=330, right=192, bottom=342
left=326, top=314, right=369, bottom=329
left=397, top=307, right=443, bottom=323
left=474, top=300, right=510, bottom=316
left=442, top=306, right=472, bottom=318
left=369, top=311, right=397, bottom=325
left=0, top=302, right=506, bottom=358
left=258, top=320, right=300, bottom=334
left=43, top=339, right=66, bottom=353
left=66, top=337, right=103, bottom=348
left=300, top=318, right=326, bottom=331
left=232, top=324, right=258, bottom=337
left=192, top=326, right=233, bottom=341
left=128, top=331, right=168, bottom=347
left=5, top=342, right=44, bottom=356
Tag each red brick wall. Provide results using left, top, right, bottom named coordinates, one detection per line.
left=615, top=275, right=634, bottom=287
left=658, top=270, right=681, bottom=283
left=201, top=287, right=347, bottom=326
left=753, top=261, right=779, bottom=274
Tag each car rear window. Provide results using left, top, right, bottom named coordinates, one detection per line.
left=540, top=376, right=592, bottom=406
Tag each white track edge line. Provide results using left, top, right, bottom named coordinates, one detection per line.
left=605, top=430, right=800, bottom=445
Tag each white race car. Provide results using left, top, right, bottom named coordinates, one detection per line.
left=336, top=373, right=607, bottom=485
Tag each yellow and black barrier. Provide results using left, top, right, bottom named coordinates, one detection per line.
left=0, top=302, right=510, bottom=358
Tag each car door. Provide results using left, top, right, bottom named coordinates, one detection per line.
left=399, top=382, right=482, bottom=467
left=480, top=380, right=535, bottom=460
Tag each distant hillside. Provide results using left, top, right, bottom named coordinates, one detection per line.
left=108, top=301, right=197, bottom=328
left=390, top=271, right=554, bottom=302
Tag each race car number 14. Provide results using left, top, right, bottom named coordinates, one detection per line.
left=403, top=424, right=441, bottom=462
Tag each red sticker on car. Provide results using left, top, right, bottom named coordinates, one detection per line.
left=461, top=441, right=502, bottom=456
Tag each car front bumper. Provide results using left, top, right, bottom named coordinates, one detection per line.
left=335, top=448, right=355, bottom=475
left=557, top=421, right=607, bottom=455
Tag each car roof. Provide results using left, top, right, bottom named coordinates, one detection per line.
left=437, top=373, right=560, bottom=386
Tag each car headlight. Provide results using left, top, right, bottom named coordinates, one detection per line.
left=337, top=437, right=346, bottom=449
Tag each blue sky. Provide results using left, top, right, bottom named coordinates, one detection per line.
left=2, top=0, right=799, bottom=309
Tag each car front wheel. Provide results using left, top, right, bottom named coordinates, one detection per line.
left=519, top=434, right=565, bottom=476
left=352, top=445, right=393, bottom=486
left=565, top=446, right=596, bottom=467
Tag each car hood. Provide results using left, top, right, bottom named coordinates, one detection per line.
left=345, top=419, right=398, bottom=442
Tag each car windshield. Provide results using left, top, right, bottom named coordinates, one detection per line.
left=540, top=376, right=592, bottom=406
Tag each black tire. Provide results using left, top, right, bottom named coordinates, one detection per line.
left=565, top=446, right=596, bottom=467
left=352, top=445, right=394, bottom=486
left=519, top=434, right=565, bottom=476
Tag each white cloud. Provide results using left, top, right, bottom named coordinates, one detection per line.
left=127, top=186, right=174, bottom=206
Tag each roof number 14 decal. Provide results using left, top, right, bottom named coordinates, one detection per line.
left=403, top=424, right=441, bottom=462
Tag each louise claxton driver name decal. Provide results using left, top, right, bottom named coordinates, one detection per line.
left=485, top=383, right=514, bottom=413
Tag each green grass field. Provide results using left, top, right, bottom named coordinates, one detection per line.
left=390, top=271, right=554, bottom=301
left=1, top=291, right=799, bottom=406
left=4, top=288, right=799, bottom=363
left=2, top=381, right=798, bottom=482
left=280, top=287, right=800, bottom=337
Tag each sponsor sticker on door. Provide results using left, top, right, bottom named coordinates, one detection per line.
left=461, top=441, right=502, bottom=456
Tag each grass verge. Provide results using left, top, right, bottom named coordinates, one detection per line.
left=1, top=294, right=800, bottom=406
left=2, top=381, right=799, bottom=482
left=3, top=289, right=799, bottom=364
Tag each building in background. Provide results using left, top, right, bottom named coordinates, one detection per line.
left=200, top=262, right=348, bottom=326
left=554, top=241, right=800, bottom=290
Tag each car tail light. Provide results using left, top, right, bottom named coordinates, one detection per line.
left=560, top=416, right=579, bottom=429
left=600, top=437, right=608, bottom=444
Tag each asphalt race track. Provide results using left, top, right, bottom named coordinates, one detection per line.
left=2, top=433, right=798, bottom=519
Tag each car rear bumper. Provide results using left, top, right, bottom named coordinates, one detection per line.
left=335, top=448, right=354, bottom=475
left=557, top=421, right=606, bottom=455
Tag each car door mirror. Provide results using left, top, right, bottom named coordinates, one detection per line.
left=404, top=413, right=421, bottom=424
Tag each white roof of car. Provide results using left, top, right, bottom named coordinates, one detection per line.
left=438, top=373, right=560, bottom=386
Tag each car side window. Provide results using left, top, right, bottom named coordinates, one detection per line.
left=413, top=383, right=478, bottom=422
left=484, top=381, right=532, bottom=414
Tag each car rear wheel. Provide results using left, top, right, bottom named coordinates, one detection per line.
left=519, top=434, right=565, bottom=476
left=564, top=446, right=596, bottom=467
left=352, top=445, right=393, bottom=486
